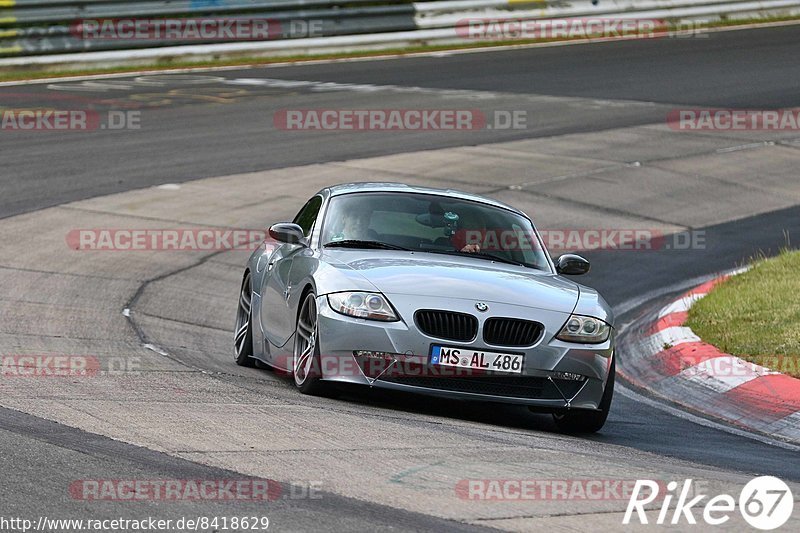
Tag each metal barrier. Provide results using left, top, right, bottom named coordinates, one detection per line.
left=1, top=0, right=800, bottom=57
left=0, top=0, right=420, bottom=55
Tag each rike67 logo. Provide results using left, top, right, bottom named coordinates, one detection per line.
left=624, top=476, right=794, bottom=530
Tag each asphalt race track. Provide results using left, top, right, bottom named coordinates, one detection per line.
left=4, top=24, right=800, bottom=219
left=1, top=24, right=800, bottom=531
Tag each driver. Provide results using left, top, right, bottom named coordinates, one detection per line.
left=450, top=208, right=485, bottom=254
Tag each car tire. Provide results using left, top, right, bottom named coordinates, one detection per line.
left=234, top=271, right=256, bottom=367
left=293, top=291, right=328, bottom=396
left=551, top=357, right=615, bottom=434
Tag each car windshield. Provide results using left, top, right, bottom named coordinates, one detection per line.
left=321, top=192, right=551, bottom=271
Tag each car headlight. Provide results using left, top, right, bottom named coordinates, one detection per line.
left=327, top=292, right=398, bottom=322
left=556, top=315, right=611, bottom=344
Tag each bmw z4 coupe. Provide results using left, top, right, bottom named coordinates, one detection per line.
left=235, top=183, right=615, bottom=432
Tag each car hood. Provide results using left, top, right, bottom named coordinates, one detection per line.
left=322, top=250, right=580, bottom=314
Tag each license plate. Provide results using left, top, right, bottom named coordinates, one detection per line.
left=430, top=345, right=524, bottom=374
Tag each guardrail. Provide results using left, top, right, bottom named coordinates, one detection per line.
left=0, top=0, right=420, bottom=56
left=1, top=0, right=799, bottom=58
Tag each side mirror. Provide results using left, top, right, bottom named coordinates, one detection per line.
left=555, top=254, right=591, bottom=275
left=269, top=223, right=306, bottom=245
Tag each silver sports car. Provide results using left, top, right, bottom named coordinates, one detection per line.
left=235, top=183, right=615, bottom=432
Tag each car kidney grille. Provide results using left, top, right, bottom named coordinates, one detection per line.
left=415, top=310, right=477, bottom=342
left=483, top=317, right=543, bottom=347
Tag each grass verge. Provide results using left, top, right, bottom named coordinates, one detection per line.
left=687, top=249, right=800, bottom=378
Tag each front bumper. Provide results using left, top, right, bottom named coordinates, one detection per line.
left=315, top=293, right=614, bottom=411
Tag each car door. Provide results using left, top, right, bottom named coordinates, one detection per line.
left=259, top=195, right=322, bottom=348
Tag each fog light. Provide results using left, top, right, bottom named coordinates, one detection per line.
left=552, top=371, right=586, bottom=382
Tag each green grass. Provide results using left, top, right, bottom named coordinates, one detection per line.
left=687, top=250, right=800, bottom=377
left=2, top=16, right=800, bottom=83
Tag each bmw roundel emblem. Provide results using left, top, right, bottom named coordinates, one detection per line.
left=475, top=302, right=489, bottom=312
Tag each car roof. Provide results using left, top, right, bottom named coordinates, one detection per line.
left=322, top=182, right=525, bottom=216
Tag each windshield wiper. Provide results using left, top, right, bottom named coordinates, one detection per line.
left=469, top=252, right=527, bottom=267
left=323, top=239, right=412, bottom=251
left=426, top=249, right=527, bottom=267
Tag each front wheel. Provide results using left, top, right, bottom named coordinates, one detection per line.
left=234, top=271, right=256, bottom=367
left=551, top=357, right=615, bottom=433
left=293, top=291, right=327, bottom=395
